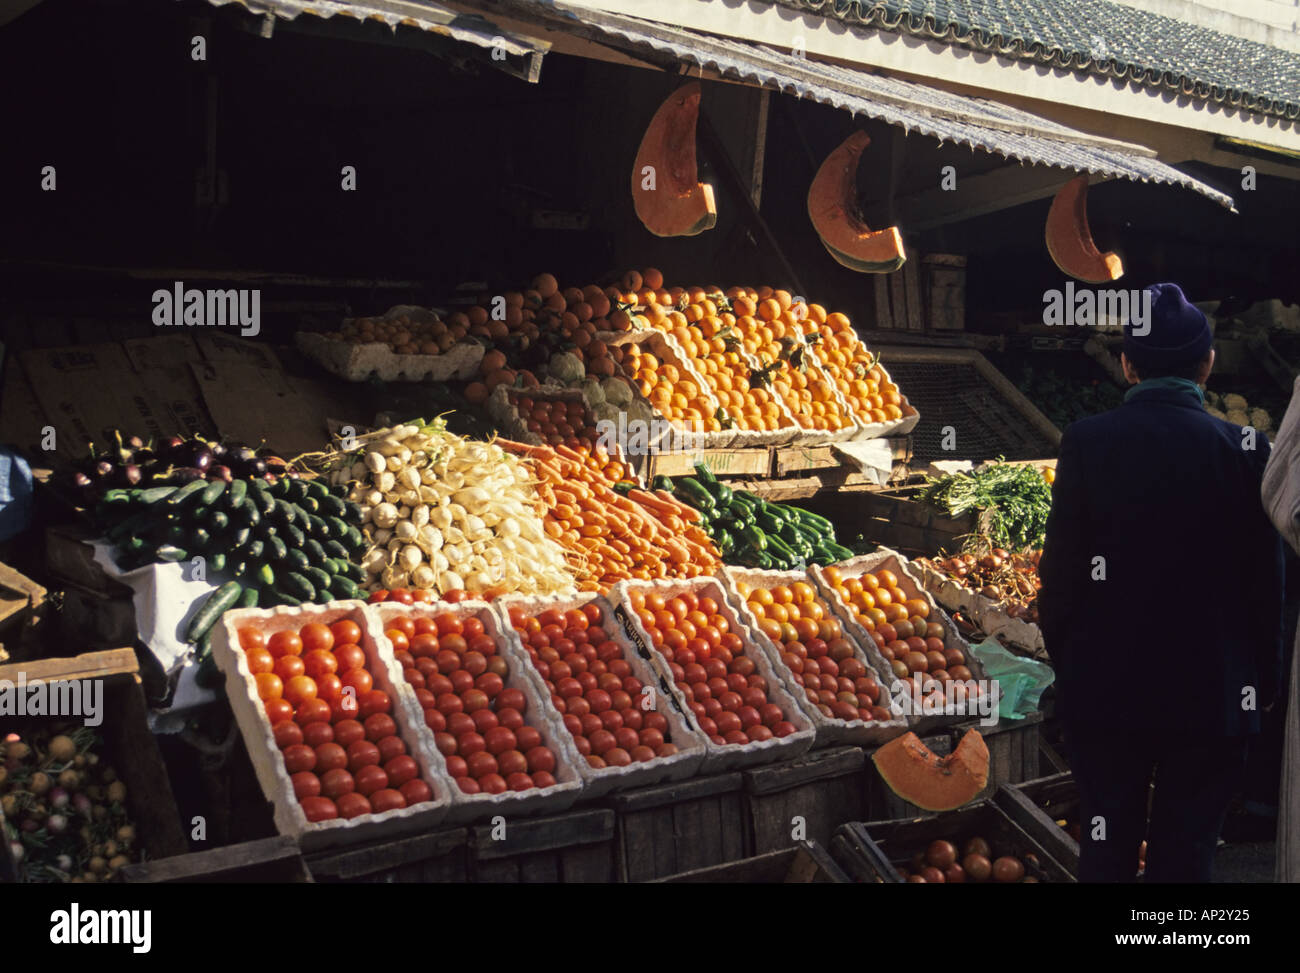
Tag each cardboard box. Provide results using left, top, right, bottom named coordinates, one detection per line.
left=123, top=336, right=216, bottom=441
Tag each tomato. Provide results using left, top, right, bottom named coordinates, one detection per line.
left=333, top=644, right=366, bottom=671
left=394, top=779, right=428, bottom=806
left=255, top=672, right=283, bottom=700
left=746, top=724, right=774, bottom=742
left=474, top=672, right=504, bottom=699
left=268, top=631, right=303, bottom=659
left=388, top=616, right=415, bottom=640
left=604, top=747, right=632, bottom=767
left=435, top=613, right=463, bottom=636
left=514, top=725, right=542, bottom=752
left=320, top=768, right=355, bottom=798
left=314, top=742, right=348, bottom=773
left=370, top=787, right=407, bottom=812
left=314, top=673, right=344, bottom=705
left=456, top=776, right=480, bottom=795
left=496, top=688, right=526, bottom=713
left=326, top=718, right=362, bottom=748
left=283, top=744, right=317, bottom=774
left=384, top=755, right=419, bottom=787
left=404, top=668, right=426, bottom=690
left=388, top=589, right=416, bottom=606
left=301, top=649, right=338, bottom=680
left=291, top=771, right=320, bottom=799
left=356, top=690, right=390, bottom=720
left=301, top=721, right=334, bottom=748
left=532, top=771, right=557, bottom=789
left=408, top=634, right=439, bottom=659
left=386, top=631, right=410, bottom=654
left=265, top=698, right=295, bottom=724
left=524, top=745, right=556, bottom=774
left=372, top=737, right=404, bottom=765
left=335, top=792, right=372, bottom=820
left=353, top=763, right=389, bottom=797
left=467, top=751, right=498, bottom=779
left=496, top=749, right=528, bottom=777
left=245, top=648, right=274, bottom=675
left=340, top=668, right=373, bottom=697
left=478, top=774, right=507, bottom=795
left=423, top=707, right=446, bottom=732
left=330, top=619, right=362, bottom=646
left=483, top=726, right=517, bottom=755
left=457, top=732, right=487, bottom=757
left=273, top=720, right=304, bottom=749
left=772, top=721, right=797, bottom=738
left=237, top=627, right=265, bottom=651
left=506, top=772, right=534, bottom=792
left=360, top=712, right=395, bottom=742
left=496, top=707, right=524, bottom=731
left=615, top=727, right=640, bottom=751
left=589, top=729, right=616, bottom=755
left=451, top=671, right=476, bottom=696
left=471, top=708, right=499, bottom=734
left=295, top=698, right=332, bottom=728
left=300, top=796, right=338, bottom=822
left=346, top=739, right=381, bottom=772
left=368, top=590, right=389, bottom=604
left=444, top=754, right=468, bottom=778
left=284, top=675, right=319, bottom=708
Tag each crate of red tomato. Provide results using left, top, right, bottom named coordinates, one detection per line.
left=612, top=577, right=815, bottom=774
left=497, top=592, right=707, bottom=796
left=721, top=566, right=909, bottom=747
left=372, top=599, right=586, bottom=822
left=211, top=602, right=453, bottom=850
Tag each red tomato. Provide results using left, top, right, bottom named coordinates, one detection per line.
left=414, top=617, right=437, bottom=637
left=506, top=772, right=534, bottom=792
left=255, top=672, right=283, bottom=700
left=615, top=727, right=640, bottom=751
left=435, top=613, right=463, bottom=636
left=314, top=742, right=347, bottom=773
left=410, top=633, right=439, bottom=658
left=295, top=697, right=332, bottom=726
left=357, top=690, right=390, bottom=720
left=444, top=712, right=474, bottom=737
left=265, top=698, right=294, bottom=724
left=245, top=648, right=274, bottom=675
left=457, top=732, right=487, bottom=757
left=475, top=672, right=504, bottom=699
left=496, top=707, right=524, bottom=731
left=433, top=732, right=457, bottom=756
left=772, top=721, right=797, bottom=738
left=284, top=675, right=319, bottom=708
left=638, top=727, right=665, bottom=750
left=238, top=627, right=265, bottom=651
left=363, top=713, right=397, bottom=742
left=291, top=771, right=320, bottom=799
left=298, top=622, right=335, bottom=654
left=376, top=735, right=406, bottom=763
left=315, top=673, right=343, bottom=705
left=456, top=776, right=480, bottom=794
left=273, top=721, right=304, bottom=749
left=283, top=744, right=317, bottom=774
left=643, top=712, right=668, bottom=733
left=604, top=747, right=632, bottom=767
left=301, top=721, right=334, bottom=748
left=388, top=589, right=416, bottom=606
left=386, top=631, right=410, bottom=654
left=589, top=729, right=616, bottom=755
left=404, top=669, right=426, bottom=691
left=496, top=750, right=528, bottom=777
left=533, top=770, right=557, bottom=789
left=320, top=768, right=355, bottom=798
left=514, top=725, right=542, bottom=752
left=413, top=589, right=436, bottom=604
left=400, top=779, right=432, bottom=805
left=332, top=719, right=366, bottom=748
left=467, top=751, right=498, bottom=779
left=368, top=590, right=390, bottom=604
left=335, top=792, right=372, bottom=820
left=444, top=755, right=468, bottom=778
left=478, top=773, right=507, bottom=795
left=384, top=755, right=419, bottom=787
left=424, top=707, right=446, bottom=732
left=333, top=644, right=366, bottom=671
left=346, top=739, right=381, bottom=772
left=496, top=688, right=526, bottom=712
left=340, top=668, right=373, bottom=697
left=330, top=619, right=362, bottom=647
left=470, top=708, right=499, bottom=734
left=268, top=631, right=303, bottom=659
left=354, top=764, right=389, bottom=796
left=525, top=746, right=556, bottom=774
left=483, top=726, right=517, bottom=755
left=300, top=796, right=338, bottom=822
left=303, top=649, right=339, bottom=679
left=631, top=745, right=656, bottom=763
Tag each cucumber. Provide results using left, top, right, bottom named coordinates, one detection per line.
left=256, top=563, right=277, bottom=588
left=236, top=501, right=261, bottom=528
left=281, top=572, right=316, bottom=602
left=275, top=500, right=299, bottom=529
left=343, top=526, right=365, bottom=555
left=342, top=562, right=366, bottom=584
left=139, top=486, right=180, bottom=505
left=238, top=586, right=260, bottom=609
left=228, top=559, right=248, bottom=580
left=209, top=552, right=226, bottom=573
left=190, top=527, right=212, bottom=551
left=166, top=479, right=209, bottom=507
left=283, top=548, right=312, bottom=573
left=264, top=535, right=288, bottom=563
left=302, top=538, right=327, bottom=563
left=319, top=495, right=347, bottom=518
left=303, top=566, right=332, bottom=593
left=231, top=527, right=252, bottom=547
left=323, top=539, right=350, bottom=560
left=324, top=516, right=349, bottom=540
left=343, top=501, right=364, bottom=524
left=300, top=497, right=320, bottom=515
left=165, top=524, right=188, bottom=547
left=329, top=482, right=350, bottom=498
left=267, top=478, right=288, bottom=498
left=207, top=509, right=229, bottom=532
left=304, top=514, right=328, bottom=539
left=225, top=479, right=248, bottom=510
left=249, top=481, right=276, bottom=516
left=199, top=480, right=227, bottom=507
left=155, top=544, right=189, bottom=562
left=271, top=588, right=304, bottom=607
left=186, top=580, right=243, bottom=642
left=195, top=633, right=221, bottom=689
left=306, top=479, right=330, bottom=502
left=243, top=539, right=265, bottom=561
left=329, top=576, right=360, bottom=600
left=285, top=478, right=308, bottom=503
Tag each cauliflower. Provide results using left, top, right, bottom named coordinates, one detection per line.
left=581, top=377, right=606, bottom=407
left=547, top=352, right=584, bottom=384
left=601, top=377, right=633, bottom=407
left=1226, top=409, right=1250, bottom=426
left=1250, top=407, right=1273, bottom=432
left=1206, top=406, right=1228, bottom=420
left=1204, top=390, right=1222, bottom=409
left=1222, top=393, right=1249, bottom=412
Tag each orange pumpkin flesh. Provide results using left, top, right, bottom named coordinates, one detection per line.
left=631, top=82, right=717, bottom=238
left=808, top=132, right=906, bottom=274
left=1045, top=175, right=1124, bottom=283
left=873, top=728, right=989, bottom=811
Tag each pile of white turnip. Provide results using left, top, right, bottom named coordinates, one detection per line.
left=1, top=726, right=138, bottom=883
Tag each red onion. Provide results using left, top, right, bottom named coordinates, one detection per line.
left=46, top=814, right=68, bottom=835
left=48, top=787, right=70, bottom=810
left=72, top=792, right=93, bottom=816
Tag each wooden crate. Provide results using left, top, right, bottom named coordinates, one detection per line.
left=0, top=649, right=188, bottom=878
left=923, top=254, right=966, bottom=331
left=994, top=773, right=1080, bottom=876
left=865, top=732, right=954, bottom=820
left=743, top=746, right=868, bottom=854
left=648, top=447, right=771, bottom=480
left=469, top=808, right=616, bottom=882
left=831, top=800, right=1075, bottom=883
left=951, top=713, right=1042, bottom=791
left=606, top=772, right=750, bottom=882
left=306, top=828, right=470, bottom=883
left=0, top=560, right=47, bottom=661
left=653, top=840, right=850, bottom=883
left=819, top=487, right=976, bottom=558
left=122, top=836, right=311, bottom=883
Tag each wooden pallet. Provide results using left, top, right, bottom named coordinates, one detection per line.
left=605, top=772, right=750, bottom=882
left=123, top=836, right=311, bottom=883
left=742, top=746, right=868, bottom=854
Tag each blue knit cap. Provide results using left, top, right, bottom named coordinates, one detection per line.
left=1123, top=283, right=1212, bottom=370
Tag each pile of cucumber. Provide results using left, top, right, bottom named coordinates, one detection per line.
left=661, top=465, right=855, bottom=570
left=93, top=476, right=370, bottom=684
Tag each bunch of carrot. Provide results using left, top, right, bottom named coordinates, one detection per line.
left=497, top=439, right=722, bottom=591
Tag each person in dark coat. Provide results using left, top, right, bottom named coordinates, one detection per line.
left=1038, top=283, right=1285, bottom=883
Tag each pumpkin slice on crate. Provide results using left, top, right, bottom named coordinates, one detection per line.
left=807, top=132, right=906, bottom=274
left=631, top=81, right=717, bottom=237
left=873, top=728, right=990, bottom=811
left=1045, top=175, right=1124, bottom=283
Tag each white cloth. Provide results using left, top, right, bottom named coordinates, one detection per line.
left=1260, top=375, right=1300, bottom=883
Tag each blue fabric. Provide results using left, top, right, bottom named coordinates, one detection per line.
left=1122, top=283, right=1212, bottom=371
left=1039, top=387, right=1285, bottom=739
left=0, top=447, right=34, bottom=543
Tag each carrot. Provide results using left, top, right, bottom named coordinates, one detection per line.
left=555, top=444, right=586, bottom=464
left=628, top=489, right=680, bottom=517
left=654, top=489, right=702, bottom=522
left=662, top=538, right=690, bottom=564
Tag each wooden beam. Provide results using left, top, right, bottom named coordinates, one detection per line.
left=866, top=163, right=1094, bottom=232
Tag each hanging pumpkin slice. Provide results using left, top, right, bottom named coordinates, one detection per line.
left=630, top=82, right=717, bottom=237
left=1045, top=175, right=1124, bottom=283
left=807, top=131, right=906, bottom=273
left=872, top=729, right=990, bottom=811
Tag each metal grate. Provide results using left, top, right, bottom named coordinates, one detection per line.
left=884, top=360, right=1059, bottom=463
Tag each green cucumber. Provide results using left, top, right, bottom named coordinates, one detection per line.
left=329, top=576, right=360, bottom=600
left=238, top=586, right=260, bottom=609
left=283, top=548, right=312, bottom=573
left=155, top=544, right=189, bottom=562
left=195, top=633, right=221, bottom=689
left=209, top=552, right=226, bottom=572
left=285, top=478, right=308, bottom=503
left=281, top=572, right=316, bottom=601
left=303, top=566, right=332, bottom=593
left=186, top=580, right=243, bottom=642
left=323, top=516, right=349, bottom=540
left=207, top=510, right=229, bottom=532
left=225, top=479, right=248, bottom=510
left=300, top=497, right=320, bottom=515
left=271, top=588, right=303, bottom=607
left=675, top=477, right=716, bottom=511
left=264, top=535, right=288, bottom=563
left=166, top=480, right=209, bottom=507
left=343, top=526, right=365, bottom=554
left=255, top=563, right=276, bottom=588
left=342, top=501, right=364, bottom=524
left=249, top=481, right=276, bottom=516
left=283, top=522, right=306, bottom=548
left=323, top=539, right=349, bottom=560
left=740, top=525, right=768, bottom=552
left=190, top=527, right=212, bottom=550
left=342, top=562, right=366, bottom=584
left=302, top=538, right=327, bottom=564
left=267, top=478, right=288, bottom=498
left=305, top=514, right=329, bottom=539
left=231, top=527, right=252, bottom=547
left=199, top=480, right=227, bottom=507
left=139, top=486, right=180, bottom=505
left=306, top=479, right=330, bottom=502
left=319, top=495, right=347, bottom=518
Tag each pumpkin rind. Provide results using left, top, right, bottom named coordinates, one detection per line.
left=808, top=131, right=907, bottom=273
left=1045, top=175, right=1125, bottom=283
left=631, top=82, right=718, bottom=238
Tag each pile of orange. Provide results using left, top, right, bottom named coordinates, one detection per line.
left=333, top=312, right=467, bottom=356
left=799, top=309, right=908, bottom=425
left=619, top=339, right=720, bottom=433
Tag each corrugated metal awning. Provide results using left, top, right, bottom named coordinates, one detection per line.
left=201, top=0, right=549, bottom=80
left=486, top=0, right=1236, bottom=209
